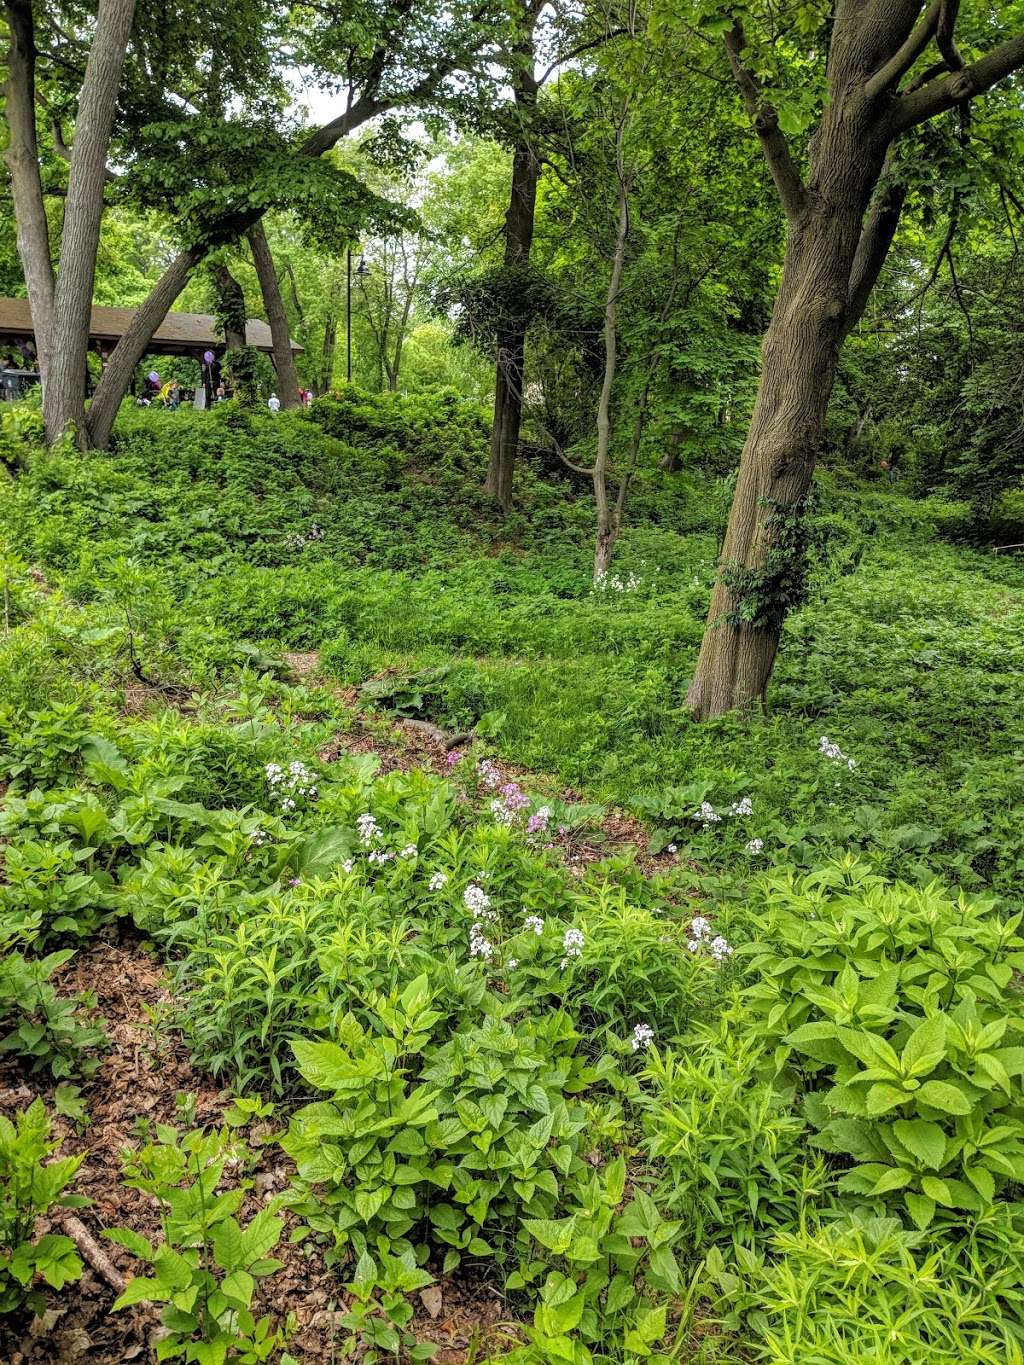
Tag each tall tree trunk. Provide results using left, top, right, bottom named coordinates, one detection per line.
left=485, top=11, right=540, bottom=513
left=43, top=0, right=137, bottom=444
left=215, top=264, right=247, bottom=349
left=248, top=222, right=301, bottom=408
left=687, top=136, right=888, bottom=719
left=86, top=247, right=201, bottom=448
left=3, top=0, right=54, bottom=383
left=485, top=135, right=540, bottom=512
left=686, top=8, right=1024, bottom=719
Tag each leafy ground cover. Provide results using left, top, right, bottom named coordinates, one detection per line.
left=2, top=393, right=1024, bottom=1363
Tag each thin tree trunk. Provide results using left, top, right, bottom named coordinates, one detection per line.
left=248, top=222, right=301, bottom=408
left=485, top=133, right=540, bottom=512
left=3, top=0, right=54, bottom=384
left=592, top=122, right=630, bottom=583
left=660, top=425, right=684, bottom=472
left=43, top=0, right=137, bottom=444
left=320, top=304, right=338, bottom=395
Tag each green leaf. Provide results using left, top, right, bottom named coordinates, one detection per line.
left=904, top=1192, right=935, bottom=1230
left=915, top=1080, right=972, bottom=1115
left=865, top=1083, right=908, bottom=1115
left=113, top=1275, right=167, bottom=1309
left=901, top=1015, right=947, bottom=1078
left=892, top=1119, right=946, bottom=1170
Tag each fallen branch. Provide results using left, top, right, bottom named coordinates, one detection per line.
left=400, top=718, right=474, bottom=750
left=60, top=1215, right=126, bottom=1294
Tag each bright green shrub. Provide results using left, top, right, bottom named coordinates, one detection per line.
left=281, top=977, right=605, bottom=1270
left=641, top=1022, right=826, bottom=1251
left=723, top=1211, right=1024, bottom=1363
left=0, top=1100, right=86, bottom=1314
left=740, top=858, right=1024, bottom=1228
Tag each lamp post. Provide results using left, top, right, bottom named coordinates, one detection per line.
left=346, top=249, right=370, bottom=383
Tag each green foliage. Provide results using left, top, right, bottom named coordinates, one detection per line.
left=110, top=1125, right=291, bottom=1362
left=740, top=859, right=1024, bottom=1229
left=0, top=929, right=106, bottom=1079
left=0, top=1099, right=86, bottom=1314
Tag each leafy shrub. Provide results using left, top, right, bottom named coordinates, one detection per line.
left=110, top=1125, right=290, bottom=1361
left=740, top=859, right=1024, bottom=1228
left=0, top=923, right=106, bottom=1080
left=642, top=1022, right=826, bottom=1251
left=0, top=1100, right=86, bottom=1314
left=281, top=976, right=604, bottom=1271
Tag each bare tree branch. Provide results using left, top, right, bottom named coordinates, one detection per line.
left=864, top=1, right=940, bottom=99
left=724, top=21, right=808, bottom=223
left=894, top=31, right=1024, bottom=130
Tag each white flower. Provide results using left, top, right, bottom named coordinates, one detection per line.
left=666, top=843, right=677, bottom=854
left=464, top=883, right=492, bottom=918
left=477, top=758, right=502, bottom=790
left=690, top=916, right=712, bottom=940
left=730, top=796, right=753, bottom=817
left=356, top=812, right=382, bottom=846
left=560, top=927, right=585, bottom=967
left=631, top=1023, right=655, bottom=1052
left=250, top=828, right=268, bottom=846
left=341, top=859, right=354, bottom=873
left=687, top=939, right=700, bottom=953
left=524, top=915, right=545, bottom=935
left=819, top=735, right=856, bottom=768
left=399, top=844, right=418, bottom=859
left=469, top=923, right=494, bottom=959
left=745, top=838, right=764, bottom=855
left=710, top=935, right=733, bottom=961
left=428, top=871, right=448, bottom=891
left=693, top=800, right=721, bottom=827
left=507, top=959, right=519, bottom=969
left=368, top=849, right=394, bottom=865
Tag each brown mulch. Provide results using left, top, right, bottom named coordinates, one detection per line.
left=0, top=935, right=515, bottom=1364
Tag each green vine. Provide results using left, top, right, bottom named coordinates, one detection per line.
left=720, top=494, right=825, bottom=629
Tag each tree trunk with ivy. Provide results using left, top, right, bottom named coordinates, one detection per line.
left=687, top=8, right=1024, bottom=719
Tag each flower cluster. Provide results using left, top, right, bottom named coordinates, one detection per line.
left=469, top=923, right=494, bottom=959
left=729, top=796, right=753, bottom=816
left=631, top=1022, right=655, bottom=1052
left=527, top=805, right=552, bottom=836
left=490, top=781, right=531, bottom=826
left=819, top=735, right=856, bottom=769
left=399, top=844, right=418, bottom=859
left=593, top=570, right=642, bottom=594
left=356, top=812, right=382, bottom=846
left=368, top=849, right=395, bottom=866
left=477, top=758, right=502, bottom=789
left=290, top=523, right=324, bottom=550
left=745, top=837, right=764, bottom=855
left=446, top=750, right=463, bottom=768
left=464, top=883, right=494, bottom=919
left=465, top=882, right=498, bottom=961
left=693, top=801, right=722, bottom=828
left=266, top=761, right=318, bottom=812
left=524, top=915, right=544, bottom=935
left=687, top=916, right=733, bottom=962
left=250, top=828, right=269, bottom=847
left=560, top=927, right=584, bottom=970
left=428, top=870, right=448, bottom=892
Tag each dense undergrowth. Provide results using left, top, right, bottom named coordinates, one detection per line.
left=2, top=392, right=1024, bottom=1362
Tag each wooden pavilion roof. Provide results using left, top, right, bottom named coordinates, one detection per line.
left=0, top=297, right=302, bottom=356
